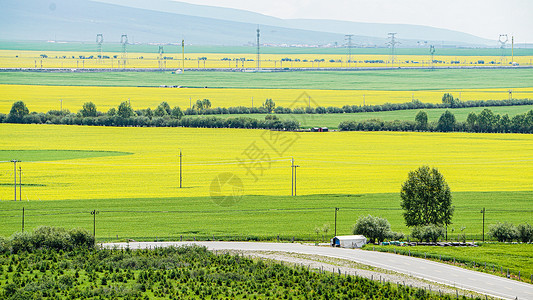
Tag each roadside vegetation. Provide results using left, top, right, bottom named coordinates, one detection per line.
left=0, top=227, right=471, bottom=299
left=364, top=243, right=533, bottom=284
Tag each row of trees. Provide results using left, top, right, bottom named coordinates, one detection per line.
left=165, top=97, right=533, bottom=116
left=339, top=109, right=533, bottom=134
left=1, top=101, right=299, bottom=130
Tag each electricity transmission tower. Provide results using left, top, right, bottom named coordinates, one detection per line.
left=345, top=34, right=354, bottom=68
left=120, top=34, right=128, bottom=67
left=256, top=27, right=261, bottom=71
left=387, top=33, right=400, bottom=67
left=96, top=34, right=103, bottom=62
left=158, top=45, right=164, bottom=69
left=499, top=34, right=508, bottom=65
left=429, top=45, right=436, bottom=69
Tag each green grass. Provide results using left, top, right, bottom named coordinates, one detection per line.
left=2, top=40, right=533, bottom=56
left=0, top=192, right=531, bottom=242
left=0, top=150, right=131, bottom=162
left=2, top=69, right=533, bottom=90
left=364, top=243, right=533, bottom=284
left=191, top=105, right=533, bottom=129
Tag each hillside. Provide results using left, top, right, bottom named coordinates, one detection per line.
left=0, top=0, right=493, bottom=46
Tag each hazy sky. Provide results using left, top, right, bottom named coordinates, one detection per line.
left=178, top=0, right=533, bottom=42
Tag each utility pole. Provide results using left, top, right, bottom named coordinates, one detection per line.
left=60, top=99, right=63, bottom=112
left=334, top=207, right=340, bottom=236
left=22, top=207, right=25, bottom=233
left=91, top=210, right=99, bottom=239
left=345, top=34, right=354, bottom=68
left=182, top=39, right=185, bottom=73
left=19, top=166, right=22, bottom=201
left=481, top=208, right=485, bottom=242
left=291, top=157, right=294, bottom=196
left=179, top=149, right=183, bottom=188
left=11, top=160, right=17, bottom=201
left=291, top=158, right=300, bottom=196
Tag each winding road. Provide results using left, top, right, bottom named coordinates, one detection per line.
left=104, top=241, right=533, bottom=300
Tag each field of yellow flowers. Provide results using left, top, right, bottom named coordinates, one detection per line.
left=1, top=124, right=532, bottom=201
left=2, top=50, right=532, bottom=69
left=2, top=84, right=531, bottom=114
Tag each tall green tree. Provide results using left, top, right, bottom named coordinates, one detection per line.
left=201, top=99, right=211, bottom=109
left=8, top=101, right=29, bottom=123
left=117, top=101, right=134, bottom=118
left=81, top=102, right=97, bottom=117
left=171, top=106, right=183, bottom=119
left=154, top=102, right=171, bottom=117
left=437, top=110, right=456, bottom=132
left=400, top=166, right=453, bottom=227
left=415, top=110, right=428, bottom=130
left=263, top=99, right=275, bottom=113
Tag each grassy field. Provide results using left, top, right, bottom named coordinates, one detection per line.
left=0, top=192, right=532, bottom=241
left=0, top=150, right=130, bottom=162
left=2, top=69, right=533, bottom=90
left=184, top=105, right=533, bottom=129
left=1, top=123, right=533, bottom=199
left=2, top=41, right=533, bottom=56
left=364, top=244, right=533, bottom=284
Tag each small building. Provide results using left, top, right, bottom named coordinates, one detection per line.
left=330, top=235, right=367, bottom=248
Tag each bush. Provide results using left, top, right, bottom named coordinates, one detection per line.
left=69, top=228, right=95, bottom=248
left=10, top=232, right=34, bottom=253
left=5, top=226, right=95, bottom=253
left=0, top=236, right=8, bottom=253
left=389, top=232, right=405, bottom=241
left=31, top=226, right=72, bottom=251
left=516, top=223, right=533, bottom=243
left=411, top=225, right=445, bottom=242
left=489, top=222, right=518, bottom=242
left=352, top=215, right=391, bottom=243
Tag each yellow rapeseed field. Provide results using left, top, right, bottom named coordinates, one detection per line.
left=1, top=84, right=531, bottom=114
left=1, top=124, right=532, bottom=201
left=1, top=50, right=532, bottom=69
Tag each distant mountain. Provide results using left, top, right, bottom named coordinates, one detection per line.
left=0, top=0, right=493, bottom=46
left=94, top=0, right=494, bottom=46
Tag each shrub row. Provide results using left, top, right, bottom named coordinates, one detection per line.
left=489, top=222, right=533, bottom=242
left=183, top=98, right=533, bottom=115
left=0, top=226, right=95, bottom=254
left=1, top=101, right=299, bottom=130
left=340, top=109, right=533, bottom=134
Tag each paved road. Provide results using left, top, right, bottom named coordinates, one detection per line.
left=104, top=241, right=533, bottom=300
